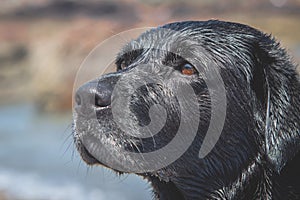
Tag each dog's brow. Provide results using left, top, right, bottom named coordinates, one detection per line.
left=115, top=48, right=144, bottom=70
left=163, top=52, right=186, bottom=66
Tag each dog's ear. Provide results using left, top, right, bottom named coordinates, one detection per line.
left=251, top=42, right=271, bottom=107
left=251, top=38, right=300, bottom=173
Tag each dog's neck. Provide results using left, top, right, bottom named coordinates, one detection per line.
left=147, top=176, right=185, bottom=200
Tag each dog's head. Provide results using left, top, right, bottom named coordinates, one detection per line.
left=73, top=20, right=299, bottom=199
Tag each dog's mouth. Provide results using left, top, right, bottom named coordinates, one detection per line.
left=76, top=139, right=102, bottom=165
left=76, top=139, right=126, bottom=174
left=74, top=126, right=185, bottom=199
left=77, top=139, right=184, bottom=199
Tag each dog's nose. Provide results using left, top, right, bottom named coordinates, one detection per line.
left=74, top=80, right=112, bottom=114
left=94, top=82, right=112, bottom=107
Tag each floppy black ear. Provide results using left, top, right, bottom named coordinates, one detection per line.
left=251, top=38, right=300, bottom=173
left=251, top=42, right=270, bottom=108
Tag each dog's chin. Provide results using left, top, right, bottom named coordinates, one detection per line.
left=75, top=133, right=181, bottom=197
left=77, top=141, right=101, bottom=165
left=81, top=148, right=183, bottom=199
left=76, top=139, right=126, bottom=175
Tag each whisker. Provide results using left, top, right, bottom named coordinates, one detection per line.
left=71, top=143, right=76, bottom=161
left=85, top=165, right=92, bottom=179
left=60, top=139, right=73, bottom=159
left=116, top=173, right=130, bottom=184
left=77, top=159, right=83, bottom=174
left=61, top=131, right=73, bottom=147
left=63, top=123, right=73, bottom=135
left=127, top=138, right=148, bottom=171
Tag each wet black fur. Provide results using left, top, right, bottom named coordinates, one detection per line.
left=74, top=20, right=300, bottom=200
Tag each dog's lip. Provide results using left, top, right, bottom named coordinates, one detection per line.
left=96, top=105, right=111, bottom=111
left=78, top=142, right=102, bottom=165
left=79, top=141, right=126, bottom=175
left=74, top=105, right=111, bottom=118
left=79, top=141, right=111, bottom=168
left=80, top=141, right=179, bottom=194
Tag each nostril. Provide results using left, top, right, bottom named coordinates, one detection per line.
left=95, top=92, right=111, bottom=107
left=75, top=93, right=81, bottom=106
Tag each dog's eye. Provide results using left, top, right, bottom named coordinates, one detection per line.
left=118, top=60, right=127, bottom=70
left=181, top=63, right=197, bottom=75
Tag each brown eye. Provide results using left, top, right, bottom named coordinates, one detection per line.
left=181, top=63, right=196, bottom=75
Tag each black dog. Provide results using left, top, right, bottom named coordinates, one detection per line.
left=73, top=20, right=300, bottom=200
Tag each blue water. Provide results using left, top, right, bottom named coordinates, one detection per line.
left=0, top=104, right=152, bottom=200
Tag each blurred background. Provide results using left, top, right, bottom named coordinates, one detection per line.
left=0, top=0, right=299, bottom=199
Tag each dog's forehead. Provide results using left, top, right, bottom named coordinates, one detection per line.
left=122, top=25, right=248, bottom=56
left=142, top=28, right=196, bottom=49
left=117, top=21, right=264, bottom=72
left=120, top=28, right=200, bottom=60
